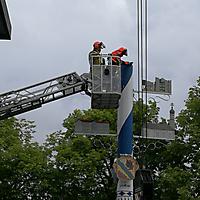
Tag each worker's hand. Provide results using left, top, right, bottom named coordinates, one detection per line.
left=124, top=61, right=133, bottom=65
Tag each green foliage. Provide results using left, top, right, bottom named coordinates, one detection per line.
left=133, top=99, right=159, bottom=135
left=42, top=101, right=160, bottom=199
left=0, top=118, right=49, bottom=199
left=156, top=167, right=193, bottom=200
left=152, top=77, right=200, bottom=199
left=44, top=109, right=117, bottom=199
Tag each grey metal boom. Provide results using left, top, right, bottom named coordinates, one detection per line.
left=0, top=72, right=87, bottom=120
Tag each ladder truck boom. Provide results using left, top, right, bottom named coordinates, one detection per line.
left=0, top=54, right=123, bottom=120
left=0, top=72, right=89, bottom=120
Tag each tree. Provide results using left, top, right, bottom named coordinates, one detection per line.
left=0, top=118, right=49, bottom=199
left=43, top=100, right=159, bottom=199
left=151, top=77, right=200, bottom=200
left=44, top=109, right=117, bottom=200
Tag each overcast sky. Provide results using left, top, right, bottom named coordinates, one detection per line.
left=0, top=0, right=199, bottom=142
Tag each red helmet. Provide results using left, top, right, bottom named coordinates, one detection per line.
left=93, top=41, right=106, bottom=49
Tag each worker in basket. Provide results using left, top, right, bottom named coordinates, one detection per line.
left=88, top=41, right=106, bottom=74
left=111, top=47, right=132, bottom=66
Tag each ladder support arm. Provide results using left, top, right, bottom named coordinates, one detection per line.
left=0, top=72, right=88, bottom=120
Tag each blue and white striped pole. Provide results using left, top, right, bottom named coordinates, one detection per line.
left=116, top=63, right=134, bottom=200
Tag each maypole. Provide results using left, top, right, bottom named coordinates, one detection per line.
left=114, top=63, right=138, bottom=200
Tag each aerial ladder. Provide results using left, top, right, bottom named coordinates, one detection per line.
left=0, top=72, right=90, bottom=120
left=0, top=54, right=121, bottom=120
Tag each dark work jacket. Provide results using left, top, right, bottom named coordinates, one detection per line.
left=88, top=49, right=105, bottom=74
